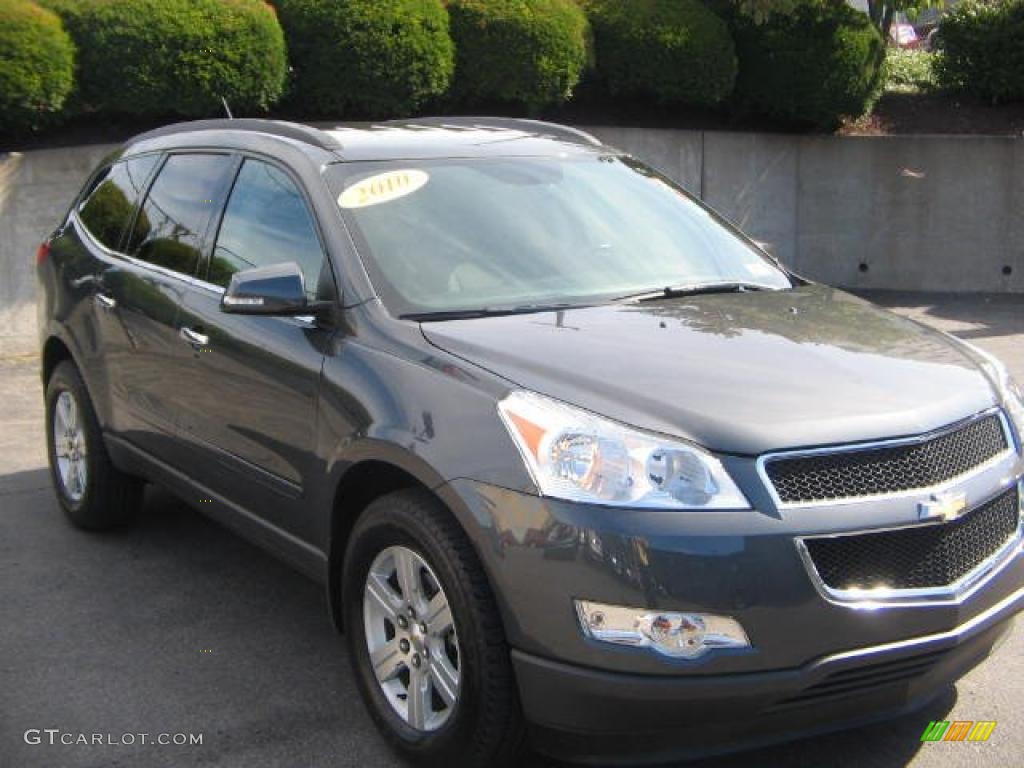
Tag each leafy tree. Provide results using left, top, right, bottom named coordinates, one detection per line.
left=864, top=0, right=941, bottom=40
left=734, top=0, right=940, bottom=40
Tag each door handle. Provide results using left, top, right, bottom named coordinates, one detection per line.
left=94, top=292, right=117, bottom=310
left=180, top=327, right=209, bottom=347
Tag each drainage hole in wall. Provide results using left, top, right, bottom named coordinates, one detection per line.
left=858, top=263, right=869, bottom=273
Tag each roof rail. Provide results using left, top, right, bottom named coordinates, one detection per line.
left=497, top=118, right=604, bottom=147
left=385, top=116, right=604, bottom=147
left=130, top=119, right=343, bottom=151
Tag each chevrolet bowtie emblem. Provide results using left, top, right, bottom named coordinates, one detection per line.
left=918, top=491, right=969, bottom=523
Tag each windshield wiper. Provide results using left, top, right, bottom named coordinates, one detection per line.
left=615, top=281, right=771, bottom=303
left=402, top=302, right=586, bottom=322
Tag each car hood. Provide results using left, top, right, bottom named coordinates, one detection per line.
left=420, top=285, right=1000, bottom=455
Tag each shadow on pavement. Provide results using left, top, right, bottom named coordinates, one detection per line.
left=676, top=688, right=954, bottom=768
left=0, top=465, right=51, bottom=496
left=855, top=290, right=1024, bottom=342
left=0, top=471, right=398, bottom=768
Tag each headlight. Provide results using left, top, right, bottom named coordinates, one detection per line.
left=1005, top=376, right=1024, bottom=442
left=1000, top=372, right=1024, bottom=448
left=963, top=341, right=1024, bottom=447
left=498, top=391, right=749, bottom=509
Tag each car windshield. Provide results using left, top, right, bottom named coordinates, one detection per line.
left=326, top=155, right=792, bottom=317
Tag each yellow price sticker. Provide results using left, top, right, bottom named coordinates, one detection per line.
left=338, top=169, right=429, bottom=209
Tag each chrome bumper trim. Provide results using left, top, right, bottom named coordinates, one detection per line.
left=813, top=584, right=1024, bottom=670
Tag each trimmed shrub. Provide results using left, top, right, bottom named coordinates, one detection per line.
left=0, top=0, right=74, bottom=132
left=583, top=0, right=737, bottom=107
left=42, top=0, right=286, bottom=117
left=936, top=0, right=1024, bottom=103
left=885, top=48, right=938, bottom=94
left=275, top=0, right=454, bottom=118
left=732, top=2, right=885, bottom=128
left=447, top=0, right=590, bottom=111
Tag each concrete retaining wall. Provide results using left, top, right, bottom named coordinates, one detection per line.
left=588, top=127, right=1023, bottom=294
left=1, top=129, right=1020, bottom=356
left=1, top=144, right=116, bottom=356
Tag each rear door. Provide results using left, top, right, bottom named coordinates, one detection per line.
left=96, top=152, right=238, bottom=463
left=72, top=153, right=162, bottom=422
left=175, top=157, right=336, bottom=542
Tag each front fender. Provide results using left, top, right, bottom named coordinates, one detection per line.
left=314, top=334, right=538, bottom=631
left=317, top=337, right=535, bottom=498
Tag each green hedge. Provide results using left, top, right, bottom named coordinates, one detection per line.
left=447, top=0, right=590, bottom=111
left=276, top=0, right=454, bottom=118
left=732, top=2, right=885, bottom=128
left=885, top=48, right=938, bottom=94
left=937, top=0, right=1024, bottom=103
left=43, top=0, right=286, bottom=117
left=583, top=0, right=736, bottom=107
left=0, top=0, right=74, bottom=132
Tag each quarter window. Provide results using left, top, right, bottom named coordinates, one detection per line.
left=129, top=154, right=235, bottom=276
left=209, top=159, right=326, bottom=298
left=78, top=155, right=160, bottom=251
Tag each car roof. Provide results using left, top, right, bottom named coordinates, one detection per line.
left=124, top=117, right=608, bottom=163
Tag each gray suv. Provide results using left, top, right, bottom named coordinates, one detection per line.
left=36, top=118, right=1024, bottom=765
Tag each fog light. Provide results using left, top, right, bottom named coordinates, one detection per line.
left=575, top=600, right=750, bottom=659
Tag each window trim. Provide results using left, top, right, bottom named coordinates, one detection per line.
left=75, top=147, right=340, bottom=303
left=202, top=151, right=337, bottom=302
left=120, top=151, right=165, bottom=262
left=72, top=211, right=227, bottom=296
left=122, top=150, right=242, bottom=284
left=75, top=151, right=163, bottom=254
left=72, top=150, right=230, bottom=298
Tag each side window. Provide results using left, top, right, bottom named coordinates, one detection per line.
left=129, top=154, right=235, bottom=276
left=209, top=159, right=326, bottom=299
left=78, top=155, right=160, bottom=251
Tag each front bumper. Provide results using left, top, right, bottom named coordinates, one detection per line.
left=443, top=471, right=1024, bottom=677
left=515, top=596, right=1018, bottom=763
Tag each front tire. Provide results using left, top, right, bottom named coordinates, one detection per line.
left=342, top=489, right=524, bottom=767
left=45, top=360, right=142, bottom=530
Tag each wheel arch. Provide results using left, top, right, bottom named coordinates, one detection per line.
left=323, top=446, right=503, bottom=636
left=326, top=456, right=443, bottom=633
left=42, top=334, right=75, bottom=386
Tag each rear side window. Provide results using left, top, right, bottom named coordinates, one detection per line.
left=129, top=154, right=235, bottom=277
left=78, top=155, right=160, bottom=251
left=208, top=159, right=326, bottom=298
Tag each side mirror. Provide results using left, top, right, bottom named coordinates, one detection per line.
left=221, top=262, right=308, bottom=316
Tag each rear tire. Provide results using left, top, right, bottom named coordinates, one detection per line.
left=45, top=360, right=142, bottom=530
left=342, top=488, right=524, bottom=767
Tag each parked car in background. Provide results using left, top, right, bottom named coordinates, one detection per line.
left=846, top=0, right=955, bottom=50
left=36, top=118, right=1024, bottom=765
left=890, top=14, right=921, bottom=48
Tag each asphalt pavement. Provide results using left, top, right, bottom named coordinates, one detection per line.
left=1, top=291, right=1022, bottom=768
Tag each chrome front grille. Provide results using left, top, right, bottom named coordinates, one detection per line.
left=802, top=486, right=1020, bottom=593
left=763, top=411, right=1010, bottom=505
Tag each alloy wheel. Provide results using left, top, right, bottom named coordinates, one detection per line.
left=363, top=545, right=461, bottom=732
left=53, top=390, right=87, bottom=502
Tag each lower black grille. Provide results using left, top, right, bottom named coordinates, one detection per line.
left=770, top=649, right=949, bottom=710
left=804, top=486, right=1020, bottom=592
